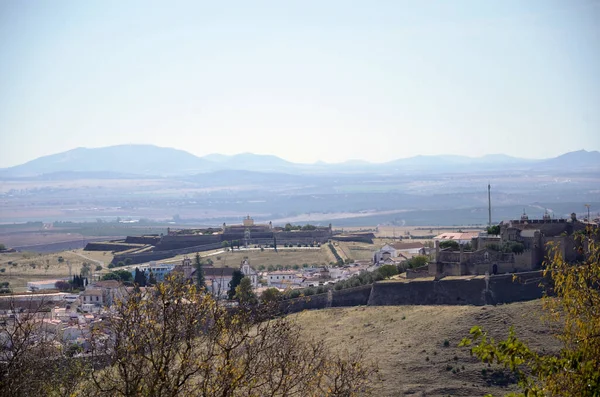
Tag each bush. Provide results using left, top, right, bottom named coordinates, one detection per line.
left=405, top=255, right=428, bottom=269
left=108, top=263, right=116, bottom=269
left=95, top=265, right=103, bottom=271
left=443, top=339, right=450, bottom=347
left=0, top=268, right=5, bottom=273
left=440, top=240, right=460, bottom=250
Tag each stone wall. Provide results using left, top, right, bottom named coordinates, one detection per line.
left=124, top=236, right=161, bottom=245
left=368, top=271, right=546, bottom=306
left=84, top=242, right=146, bottom=252
left=112, top=242, right=224, bottom=265
left=331, top=285, right=372, bottom=307
left=273, top=271, right=547, bottom=315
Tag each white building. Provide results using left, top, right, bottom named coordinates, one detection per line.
left=267, top=271, right=303, bottom=289
left=27, top=279, right=68, bottom=291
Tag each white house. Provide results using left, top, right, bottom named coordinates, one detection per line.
left=372, top=244, right=397, bottom=264
left=202, top=260, right=259, bottom=298
left=267, top=271, right=303, bottom=289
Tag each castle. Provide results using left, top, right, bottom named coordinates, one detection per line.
left=96, top=216, right=333, bottom=266
left=431, top=212, right=593, bottom=277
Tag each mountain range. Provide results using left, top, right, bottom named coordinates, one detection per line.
left=1, top=145, right=599, bottom=178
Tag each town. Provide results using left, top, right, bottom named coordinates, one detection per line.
left=3, top=210, right=597, bottom=355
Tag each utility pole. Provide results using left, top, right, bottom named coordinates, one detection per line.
left=488, top=183, right=492, bottom=227
left=585, top=204, right=590, bottom=222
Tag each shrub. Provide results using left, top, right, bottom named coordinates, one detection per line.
left=440, top=240, right=460, bottom=250
left=443, top=339, right=450, bottom=347
left=95, top=265, right=103, bottom=271
left=0, top=268, right=5, bottom=273
left=108, top=263, right=116, bottom=269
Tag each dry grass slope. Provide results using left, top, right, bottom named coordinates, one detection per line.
left=295, top=300, right=559, bottom=397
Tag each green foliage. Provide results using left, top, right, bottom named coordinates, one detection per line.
left=95, top=265, right=103, bottom=271
left=234, top=277, right=257, bottom=304
left=228, top=269, right=244, bottom=299
left=439, top=240, right=460, bottom=250
left=148, top=271, right=157, bottom=285
left=405, top=255, right=428, bottom=269
left=486, top=225, right=501, bottom=235
left=0, top=243, right=6, bottom=251
left=194, top=253, right=205, bottom=289
left=57, top=256, right=64, bottom=263
left=108, top=263, right=116, bottom=269
left=376, top=264, right=398, bottom=279
left=102, top=269, right=133, bottom=283
left=134, top=267, right=147, bottom=287
left=260, top=287, right=282, bottom=303
left=460, top=227, right=600, bottom=396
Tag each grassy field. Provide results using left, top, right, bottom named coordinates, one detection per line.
left=201, top=246, right=337, bottom=269
left=294, top=300, right=558, bottom=397
left=0, top=249, right=115, bottom=293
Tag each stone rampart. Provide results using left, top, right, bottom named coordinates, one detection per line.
left=274, top=271, right=547, bottom=314
left=124, top=236, right=161, bottom=245
left=112, top=242, right=224, bottom=265
left=84, top=242, right=146, bottom=252
left=368, top=271, right=546, bottom=306
left=331, top=285, right=372, bottom=307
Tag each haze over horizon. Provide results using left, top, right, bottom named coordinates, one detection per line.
left=1, top=1, right=599, bottom=167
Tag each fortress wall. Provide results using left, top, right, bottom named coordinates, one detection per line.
left=84, top=242, right=145, bottom=252
left=124, top=236, right=161, bottom=245
left=279, top=293, right=328, bottom=314
left=156, top=234, right=222, bottom=250
left=368, top=271, right=545, bottom=306
left=332, top=285, right=372, bottom=307
left=112, top=242, right=224, bottom=265
left=488, top=271, right=547, bottom=304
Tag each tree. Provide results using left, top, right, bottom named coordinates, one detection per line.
left=235, top=277, right=257, bottom=304
left=222, top=241, right=230, bottom=248
left=147, top=271, right=157, bottom=286
left=486, top=225, right=501, bottom=235
left=376, top=264, right=398, bottom=279
left=228, top=270, right=244, bottom=299
left=0, top=297, right=86, bottom=396
left=134, top=268, right=147, bottom=287
left=102, top=269, right=133, bottom=283
left=460, top=227, right=600, bottom=396
left=439, top=240, right=460, bottom=250
left=405, top=255, right=428, bottom=269
left=194, top=253, right=205, bottom=289
left=260, top=287, right=282, bottom=303
left=85, top=275, right=377, bottom=396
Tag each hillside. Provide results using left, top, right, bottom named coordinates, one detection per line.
left=295, top=301, right=559, bottom=397
left=2, top=144, right=599, bottom=178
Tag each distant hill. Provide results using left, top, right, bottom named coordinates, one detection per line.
left=537, top=150, right=600, bottom=170
left=0, top=145, right=211, bottom=177
left=0, top=145, right=597, bottom=178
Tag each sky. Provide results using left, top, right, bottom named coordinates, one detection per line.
left=0, top=1, right=599, bottom=167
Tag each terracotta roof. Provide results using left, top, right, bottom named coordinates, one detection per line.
left=434, top=232, right=479, bottom=241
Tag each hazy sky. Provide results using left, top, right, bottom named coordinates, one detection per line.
left=1, top=1, right=599, bottom=167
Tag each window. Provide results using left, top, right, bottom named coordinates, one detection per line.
left=96, top=296, right=99, bottom=301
